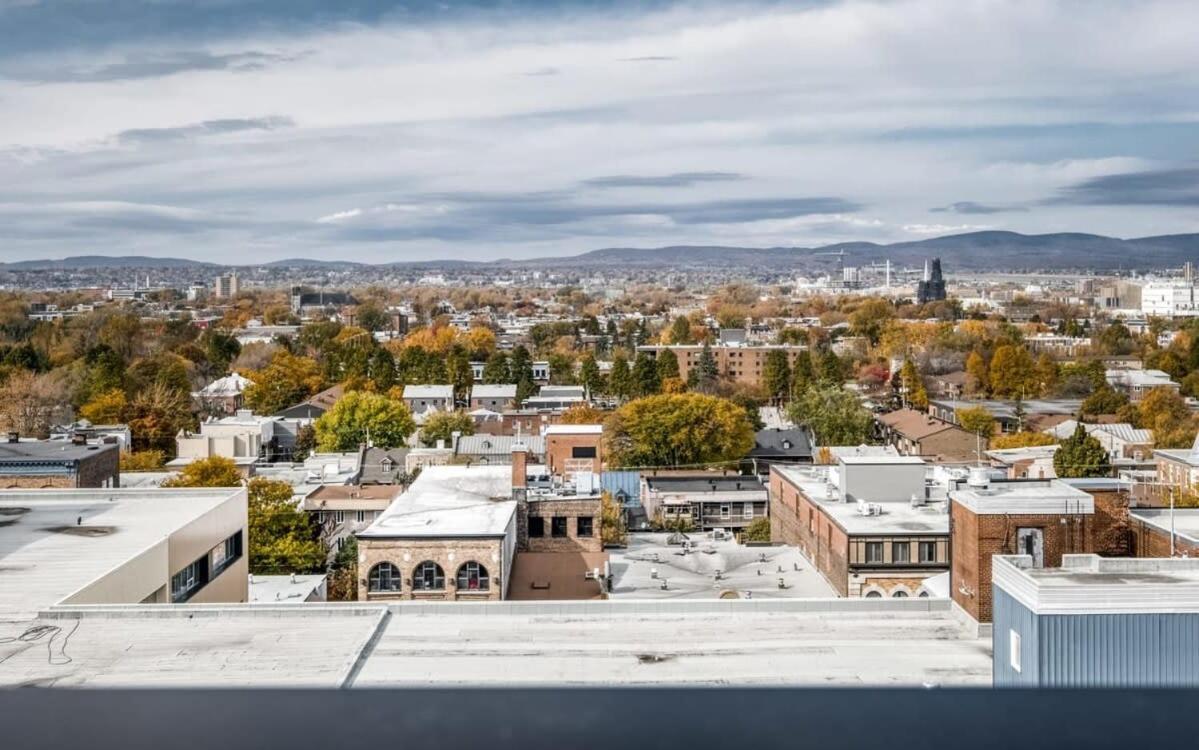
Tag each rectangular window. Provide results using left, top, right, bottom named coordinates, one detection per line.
left=743, top=502, right=754, bottom=519
left=577, top=516, right=594, bottom=537
left=356, top=510, right=366, bottom=523
left=720, top=504, right=730, bottom=519
left=552, top=517, right=568, bottom=537
left=892, top=542, right=910, bottom=564
left=334, top=510, right=345, bottom=524
left=170, top=558, right=208, bottom=603
left=1009, top=630, right=1022, bottom=673
left=865, top=542, right=884, bottom=564
left=571, top=446, right=597, bottom=459
left=919, top=541, right=937, bottom=563
left=210, top=531, right=242, bottom=579
left=808, top=511, right=816, bottom=533
left=528, top=516, right=544, bottom=537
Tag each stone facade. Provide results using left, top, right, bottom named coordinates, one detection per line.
left=358, top=537, right=506, bottom=602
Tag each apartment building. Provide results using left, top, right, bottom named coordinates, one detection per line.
left=641, top=475, right=767, bottom=532
left=637, top=344, right=808, bottom=389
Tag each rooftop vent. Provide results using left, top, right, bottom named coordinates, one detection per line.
left=6, top=431, right=18, bottom=443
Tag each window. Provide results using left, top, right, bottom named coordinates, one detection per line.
left=552, top=517, right=568, bottom=537
left=892, top=590, right=908, bottom=598
left=808, top=511, right=816, bottom=533
left=864, top=590, right=882, bottom=598
left=892, top=542, right=911, bottom=564
left=919, top=541, right=937, bottom=563
left=456, top=562, right=490, bottom=591
left=528, top=516, right=544, bottom=537
left=1017, top=527, right=1045, bottom=567
left=571, top=446, right=597, bottom=459
left=743, top=502, right=754, bottom=519
left=356, top=510, right=366, bottom=523
left=720, top=504, right=730, bottom=519
left=368, top=562, right=402, bottom=593
left=170, top=559, right=207, bottom=603
left=577, top=516, right=594, bottom=537
left=865, top=542, right=884, bottom=564
left=210, top=532, right=241, bottom=577
left=1009, top=630, right=1022, bottom=673
left=334, top=510, right=345, bottom=524
left=413, top=561, right=445, bottom=591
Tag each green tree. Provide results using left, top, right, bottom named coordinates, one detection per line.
left=600, top=491, right=628, bottom=546
left=293, top=423, right=316, bottom=461
left=604, top=393, right=755, bottom=467
left=608, top=353, right=632, bottom=400
left=508, top=345, right=536, bottom=402
left=631, top=352, right=661, bottom=397
left=849, top=298, right=894, bottom=345
left=315, top=391, right=415, bottom=451
left=355, top=302, right=390, bottom=332
left=481, top=352, right=510, bottom=384
left=327, top=535, right=359, bottom=601
left=687, top=342, right=719, bottom=393
left=445, top=345, right=475, bottom=402
left=817, top=348, right=843, bottom=385
left=163, top=456, right=243, bottom=487
left=787, top=385, right=874, bottom=446
left=655, top=348, right=680, bottom=383
left=1053, top=423, right=1110, bottom=478
left=742, top=517, right=771, bottom=543
left=547, top=352, right=576, bottom=385
left=668, top=316, right=694, bottom=345
left=762, top=349, right=791, bottom=403
left=1080, top=386, right=1128, bottom=417
left=578, top=352, right=603, bottom=396
left=791, top=349, right=814, bottom=396
left=420, top=410, right=475, bottom=447
left=247, top=477, right=325, bottom=574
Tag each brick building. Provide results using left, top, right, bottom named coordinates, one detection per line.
left=769, top=456, right=950, bottom=597
left=636, top=344, right=808, bottom=389
left=0, top=435, right=120, bottom=488
left=949, top=474, right=1096, bottom=623
left=1128, top=508, right=1199, bottom=558
left=876, top=408, right=981, bottom=464
left=545, top=424, right=603, bottom=479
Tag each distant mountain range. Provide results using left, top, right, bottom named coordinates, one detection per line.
left=3, top=231, right=1196, bottom=272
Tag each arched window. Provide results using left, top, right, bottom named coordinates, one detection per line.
left=367, top=563, right=402, bottom=593
left=864, top=590, right=883, bottom=598
left=892, top=590, right=909, bottom=598
left=413, top=561, right=445, bottom=591
left=456, top=562, right=490, bottom=591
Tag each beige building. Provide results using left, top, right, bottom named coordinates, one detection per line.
left=170, top=409, right=271, bottom=474
left=637, top=344, right=808, bottom=389
left=0, top=487, right=248, bottom=617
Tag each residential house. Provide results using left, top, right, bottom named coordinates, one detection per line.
left=641, top=475, right=767, bottom=532
left=194, top=372, right=252, bottom=415
left=1105, top=368, right=1180, bottom=401
left=402, top=385, right=455, bottom=415
left=469, top=384, right=517, bottom=412
left=876, top=408, right=982, bottom=464
left=745, top=427, right=814, bottom=475
left=302, top=484, right=403, bottom=557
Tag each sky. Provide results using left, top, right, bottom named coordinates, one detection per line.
left=0, top=0, right=1197, bottom=264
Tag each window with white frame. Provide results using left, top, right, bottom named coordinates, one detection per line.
left=742, top=502, right=754, bottom=519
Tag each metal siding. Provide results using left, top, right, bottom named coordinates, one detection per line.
left=992, top=587, right=1038, bottom=686
left=1037, top=612, right=1199, bottom=687
left=601, top=471, right=642, bottom=507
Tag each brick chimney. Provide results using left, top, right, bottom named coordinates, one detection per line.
left=512, top=442, right=529, bottom=550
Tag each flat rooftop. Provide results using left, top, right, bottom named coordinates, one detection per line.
left=951, top=479, right=1093, bottom=515
left=995, top=554, right=1199, bottom=615
left=1130, top=508, right=1199, bottom=545
left=643, top=475, right=766, bottom=494
left=774, top=465, right=948, bottom=535
left=0, top=440, right=116, bottom=463
left=353, top=601, right=990, bottom=687
left=0, top=488, right=244, bottom=618
left=357, top=465, right=516, bottom=538
left=609, top=533, right=836, bottom=599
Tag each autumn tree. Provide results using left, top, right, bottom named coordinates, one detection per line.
left=242, top=350, right=325, bottom=415
left=246, top=477, right=325, bottom=574
left=1080, top=386, right=1128, bottom=417
left=559, top=403, right=605, bottom=425
left=667, top=316, right=693, bottom=345
left=965, top=350, right=989, bottom=395
left=126, top=382, right=195, bottom=454
left=314, top=391, right=415, bottom=451
left=420, top=410, right=475, bottom=447
left=600, top=491, right=628, bottom=546
left=1053, top=423, right=1110, bottom=478
left=899, top=359, right=928, bottom=410
left=849, top=298, right=894, bottom=345
left=163, top=456, right=243, bottom=488
left=955, top=406, right=997, bottom=438
left=787, top=385, right=874, bottom=446
left=79, top=388, right=128, bottom=424
left=604, top=393, right=754, bottom=468
left=989, top=344, right=1035, bottom=398
left=0, top=370, right=69, bottom=438
left=989, top=431, right=1058, bottom=449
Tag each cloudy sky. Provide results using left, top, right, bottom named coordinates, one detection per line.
left=1, top=0, right=1197, bottom=263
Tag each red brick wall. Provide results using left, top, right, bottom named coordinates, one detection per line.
left=769, top=470, right=848, bottom=595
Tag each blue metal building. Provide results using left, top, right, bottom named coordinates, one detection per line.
left=993, top=554, right=1199, bottom=687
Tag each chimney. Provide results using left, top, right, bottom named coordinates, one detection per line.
left=6, top=431, right=18, bottom=443
left=511, top=443, right=528, bottom=494
left=71, top=433, right=87, bottom=446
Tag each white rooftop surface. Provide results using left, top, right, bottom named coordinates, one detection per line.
left=249, top=574, right=326, bottom=604
left=1131, top=508, right=1199, bottom=544
left=951, top=479, right=1094, bottom=515
left=609, top=534, right=836, bottom=599
left=357, top=464, right=516, bottom=538
left=470, top=384, right=517, bottom=398
left=828, top=445, right=899, bottom=460
left=403, top=385, right=454, bottom=399
left=0, top=489, right=242, bottom=618
left=545, top=424, right=603, bottom=434
left=0, top=608, right=383, bottom=688
left=774, top=465, right=948, bottom=535
left=838, top=455, right=926, bottom=466
left=354, top=604, right=991, bottom=686
left=995, top=554, right=1199, bottom=615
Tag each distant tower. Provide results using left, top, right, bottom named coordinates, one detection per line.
left=916, top=257, right=947, bottom=303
